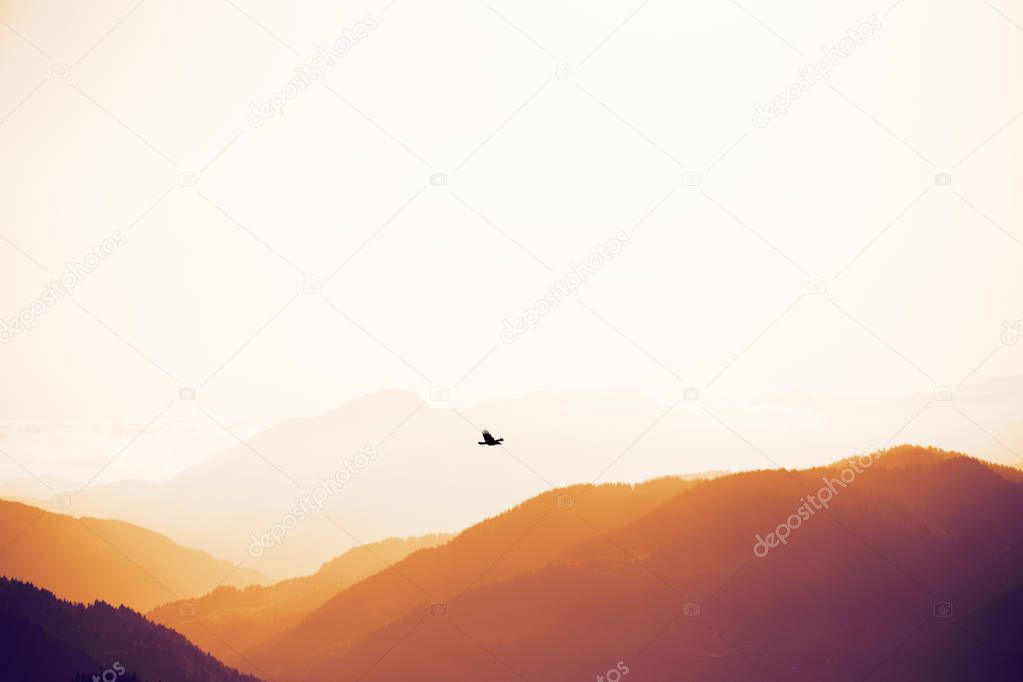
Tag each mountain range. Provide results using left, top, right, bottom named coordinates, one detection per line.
left=3, top=445, right=1021, bottom=681
left=235, top=446, right=1023, bottom=681
left=7, top=377, right=1022, bottom=579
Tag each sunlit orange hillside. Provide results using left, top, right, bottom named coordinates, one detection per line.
left=244, top=476, right=705, bottom=677
left=0, top=499, right=266, bottom=612
left=239, top=447, right=1023, bottom=682
left=148, top=533, right=451, bottom=664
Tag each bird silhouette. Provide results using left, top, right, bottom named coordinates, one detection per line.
left=478, top=429, right=504, bottom=446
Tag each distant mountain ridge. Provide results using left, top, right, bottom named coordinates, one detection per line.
left=6, top=378, right=1022, bottom=579
left=0, top=499, right=267, bottom=612
left=148, top=533, right=451, bottom=666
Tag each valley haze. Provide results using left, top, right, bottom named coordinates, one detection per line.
left=4, top=374, right=1023, bottom=579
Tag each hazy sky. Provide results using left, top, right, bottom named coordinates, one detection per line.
left=1, top=0, right=1022, bottom=483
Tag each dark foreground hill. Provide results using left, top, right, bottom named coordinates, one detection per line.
left=0, top=577, right=262, bottom=682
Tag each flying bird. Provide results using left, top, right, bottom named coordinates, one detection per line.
left=478, top=429, right=504, bottom=446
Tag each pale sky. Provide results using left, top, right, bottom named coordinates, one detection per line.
left=1, top=0, right=1022, bottom=484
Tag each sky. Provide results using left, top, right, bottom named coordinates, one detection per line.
left=1, top=0, right=1022, bottom=485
